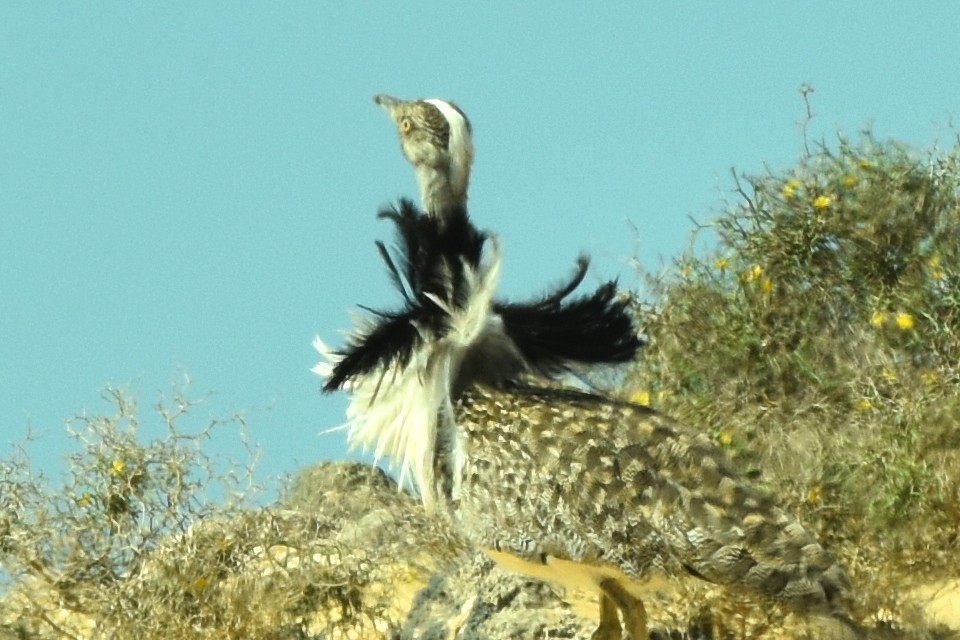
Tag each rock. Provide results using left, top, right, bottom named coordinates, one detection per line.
left=0, top=575, right=97, bottom=640
left=403, top=551, right=595, bottom=639
left=906, top=579, right=960, bottom=632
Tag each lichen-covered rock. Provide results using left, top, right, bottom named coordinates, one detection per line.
left=403, top=552, right=594, bottom=640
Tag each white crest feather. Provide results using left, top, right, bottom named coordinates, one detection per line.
left=425, top=98, right=474, bottom=204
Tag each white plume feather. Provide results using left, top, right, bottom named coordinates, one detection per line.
left=314, top=238, right=502, bottom=510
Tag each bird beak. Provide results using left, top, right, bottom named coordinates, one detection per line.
left=373, top=94, right=403, bottom=121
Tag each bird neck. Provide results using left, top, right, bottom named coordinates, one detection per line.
left=416, top=164, right=466, bottom=214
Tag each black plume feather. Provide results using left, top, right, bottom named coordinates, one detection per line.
left=322, top=309, right=424, bottom=392
left=376, top=199, right=486, bottom=309
left=323, top=200, right=487, bottom=392
left=323, top=199, right=644, bottom=393
left=495, top=258, right=644, bottom=374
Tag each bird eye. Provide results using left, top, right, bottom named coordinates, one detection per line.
left=400, top=118, right=413, bottom=133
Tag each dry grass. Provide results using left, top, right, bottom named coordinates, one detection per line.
left=0, top=387, right=463, bottom=639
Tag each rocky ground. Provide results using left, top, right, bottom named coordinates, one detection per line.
left=1, top=461, right=957, bottom=639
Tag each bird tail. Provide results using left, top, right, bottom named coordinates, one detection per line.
left=674, top=488, right=855, bottom=617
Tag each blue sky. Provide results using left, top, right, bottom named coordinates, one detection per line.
left=2, top=3, right=958, bottom=499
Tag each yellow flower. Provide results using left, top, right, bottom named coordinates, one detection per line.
left=679, top=265, right=693, bottom=278
left=77, top=493, right=92, bottom=507
left=806, top=485, right=822, bottom=505
left=855, top=398, right=872, bottom=412
left=895, top=312, right=915, bottom=331
left=717, top=427, right=735, bottom=448
left=920, top=370, right=939, bottom=385
left=782, top=178, right=801, bottom=199
left=714, top=257, right=729, bottom=271
left=880, top=368, right=897, bottom=382
left=631, top=390, right=651, bottom=406
left=760, top=277, right=774, bottom=294
left=870, top=311, right=886, bottom=328
left=746, top=264, right=763, bottom=281
left=927, top=255, right=945, bottom=280
left=813, top=194, right=832, bottom=210
left=110, top=459, right=126, bottom=476
left=842, top=174, right=859, bottom=188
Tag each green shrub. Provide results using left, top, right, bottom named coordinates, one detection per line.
left=629, top=132, right=960, bottom=561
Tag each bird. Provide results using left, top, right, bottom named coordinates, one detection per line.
left=315, top=98, right=856, bottom=639
left=373, top=94, right=474, bottom=216
left=315, top=203, right=855, bottom=639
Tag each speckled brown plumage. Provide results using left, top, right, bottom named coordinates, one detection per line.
left=446, top=383, right=854, bottom=638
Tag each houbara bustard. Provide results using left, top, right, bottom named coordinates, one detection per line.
left=373, top=94, right=474, bottom=216
left=315, top=95, right=857, bottom=639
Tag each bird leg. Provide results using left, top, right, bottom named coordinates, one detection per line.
left=597, top=578, right=648, bottom=640
left=591, top=592, right=623, bottom=640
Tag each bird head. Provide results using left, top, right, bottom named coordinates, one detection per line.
left=374, top=94, right=474, bottom=216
